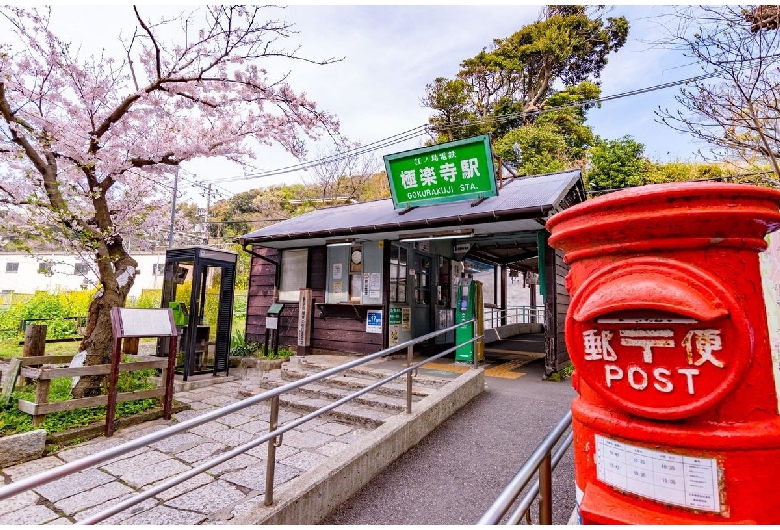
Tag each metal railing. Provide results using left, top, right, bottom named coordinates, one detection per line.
left=484, top=306, right=545, bottom=329
left=0, top=319, right=481, bottom=525
left=477, top=410, right=573, bottom=525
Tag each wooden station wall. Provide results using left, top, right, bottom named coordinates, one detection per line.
left=245, top=245, right=382, bottom=355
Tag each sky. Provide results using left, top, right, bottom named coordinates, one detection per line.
left=33, top=4, right=708, bottom=207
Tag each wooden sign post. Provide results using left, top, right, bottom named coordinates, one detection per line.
left=297, top=289, right=312, bottom=357
left=107, top=308, right=178, bottom=437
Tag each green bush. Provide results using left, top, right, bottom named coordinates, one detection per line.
left=230, top=330, right=261, bottom=357
left=229, top=330, right=294, bottom=359
left=0, top=290, right=93, bottom=340
left=131, top=289, right=162, bottom=309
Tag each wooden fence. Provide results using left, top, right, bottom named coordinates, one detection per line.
left=1, top=354, right=171, bottom=427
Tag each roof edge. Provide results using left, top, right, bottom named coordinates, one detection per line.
left=238, top=203, right=554, bottom=246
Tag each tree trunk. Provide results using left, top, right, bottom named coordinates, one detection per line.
left=71, top=250, right=138, bottom=399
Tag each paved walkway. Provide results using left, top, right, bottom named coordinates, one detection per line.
left=322, top=357, right=577, bottom=525
left=0, top=350, right=573, bottom=525
left=0, top=367, right=373, bottom=525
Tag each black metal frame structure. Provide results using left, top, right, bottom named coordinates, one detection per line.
left=159, top=247, right=237, bottom=381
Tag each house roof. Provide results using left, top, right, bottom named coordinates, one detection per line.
left=238, top=170, right=583, bottom=250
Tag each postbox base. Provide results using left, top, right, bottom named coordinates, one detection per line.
left=572, top=397, right=780, bottom=525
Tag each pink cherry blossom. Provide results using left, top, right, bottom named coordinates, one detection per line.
left=0, top=6, right=339, bottom=397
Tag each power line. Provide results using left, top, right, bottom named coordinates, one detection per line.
left=198, top=73, right=720, bottom=186
left=199, top=52, right=780, bottom=188
left=202, top=126, right=429, bottom=184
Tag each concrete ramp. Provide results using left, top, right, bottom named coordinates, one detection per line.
left=484, top=323, right=543, bottom=344
left=233, top=366, right=485, bottom=525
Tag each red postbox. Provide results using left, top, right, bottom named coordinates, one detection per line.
left=547, top=182, right=780, bottom=524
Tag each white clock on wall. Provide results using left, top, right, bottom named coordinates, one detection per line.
left=351, top=250, right=362, bottom=265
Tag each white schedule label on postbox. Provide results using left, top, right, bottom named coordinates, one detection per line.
left=595, top=435, right=721, bottom=513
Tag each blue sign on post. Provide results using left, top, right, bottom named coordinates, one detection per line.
left=366, top=310, right=383, bottom=334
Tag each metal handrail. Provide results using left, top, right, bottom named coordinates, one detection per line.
left=484, top=305, right=545, bottom=328
left=477, top=410, right=573, bottom=525
left=0, top=318, right=481, bottom=525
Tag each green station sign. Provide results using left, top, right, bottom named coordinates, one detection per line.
left=383, top=134, right=497, bottom=210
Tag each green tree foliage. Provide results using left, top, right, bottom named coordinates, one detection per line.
left=423, top=6, right=628, bottom=173
left=493, top=82, right=601, bottom=174
left=176, top=202, right=201, bottom=227
left=586, top=136, right=648, bottom=190
left=585, top=135, right=752, bottom=191
left=208, top=177, right=391, bottom=245
left=208, top=185, right=315, bottom=242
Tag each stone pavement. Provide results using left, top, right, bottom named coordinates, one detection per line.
left=0, top=365, right=377, bottom=525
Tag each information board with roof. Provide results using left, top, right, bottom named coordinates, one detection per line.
left=383, top=134, right=497, bottom=210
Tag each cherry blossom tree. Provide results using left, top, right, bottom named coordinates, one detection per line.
left=0, top=6, right=338, bottom=397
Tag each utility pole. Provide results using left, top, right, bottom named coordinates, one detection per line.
left=204, top=183, right=212, bottom=246
left=168, top=167, right=179, bottom=250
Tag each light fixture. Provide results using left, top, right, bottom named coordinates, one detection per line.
left=326, top=238, right=355, bottom=247
left=398, top=229, right=474, bottom=242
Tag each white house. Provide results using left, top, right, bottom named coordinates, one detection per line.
left=0, top=251, right=169, bottom=299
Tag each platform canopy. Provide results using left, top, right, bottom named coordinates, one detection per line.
left=238, top=170, right=585, bottom=270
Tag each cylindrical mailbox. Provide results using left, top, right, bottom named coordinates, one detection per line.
left=547, top=182, right=780, bottom=524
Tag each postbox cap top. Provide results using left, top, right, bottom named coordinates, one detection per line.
left=573, top=269, right=728, bottom=323
left=546, top=181, right=780, bottom=232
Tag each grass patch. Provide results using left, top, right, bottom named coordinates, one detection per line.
left=0, top=362, right=160, bottom=437
left=256, top=346, right=295, bottom=360
left=545, top=363, right=574, bottom=382
left=0, top=340, right=77, bottom=359
left=229, top=329, right=294, bottom=360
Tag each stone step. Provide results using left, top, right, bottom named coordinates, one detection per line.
left=250, top=378, right=421, bottom=413
left=282, top=359, right=446, bottom=394
left=237, top=381, right=396, bottom=429
left=272, top=393, right=394, bottom=429
left=294, top=359, right=449, bottom=389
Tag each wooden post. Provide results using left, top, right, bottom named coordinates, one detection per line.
left=105, top=337, right=123, bottom=437
left=162, top=335, right=177, bottom=419
left=22, top=324, right=46, bottom=387
left=32, top=377, right=50, bottom=427
left=122, top=337, right=140, bottom=355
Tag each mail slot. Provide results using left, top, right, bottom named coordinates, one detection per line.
left=547, top=182, right=780, bottom=525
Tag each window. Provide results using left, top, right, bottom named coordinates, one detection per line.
left=348, top=244, right=363, bottom=302
left=38, top=261, right=53, bottom=275
left=73, top=262, right=89, bottom=275
left=414, top=256, right=431, bottom=305
left=389, top=245, right=407, bottom=303
left=5, top=262, right=18, bottom=273
left=152, top=263, right=165, bottom=276
left=279, top=249, right=308, bottom=302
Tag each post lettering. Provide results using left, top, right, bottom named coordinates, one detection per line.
left=653, top=368, right=673, bottom=393
left=605, top=365, right=624, bottom=388
left=628, top=366, right=648, bottom=391
left=677, top=368, right=700, bottom=395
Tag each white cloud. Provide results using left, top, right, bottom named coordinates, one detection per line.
left=14, top=5, right=706, bottom=204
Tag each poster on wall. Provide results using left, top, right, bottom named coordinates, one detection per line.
left=401, top=307, right=411, bottom=331
left=389, top=307, right=402, bottom=346
left=333, top=263, right=342, bottom=280
left=370, top=272, right=381, bottom=291
left=333, top=282, right=343, bottom=297
left=351, top=275, right=362, bottom=301
left=366, top=310, right=383, bottom=334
